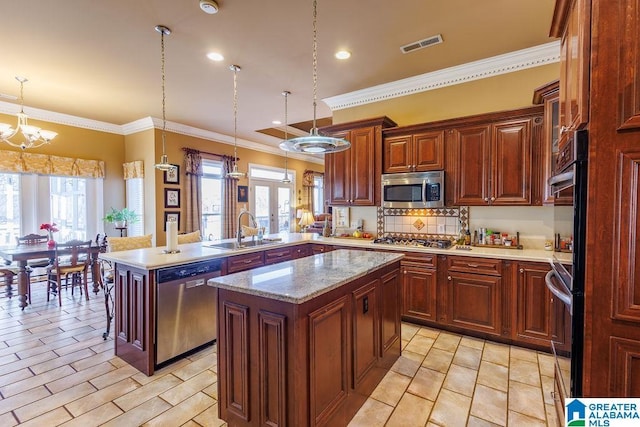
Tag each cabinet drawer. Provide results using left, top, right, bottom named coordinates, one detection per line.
left=447, top=256, right=502, bottom=276
left=402, top=252, right=437, bottom=268
left=227, top=252, right=265, bottom=273
left=264, top=247, right=294, bottom=265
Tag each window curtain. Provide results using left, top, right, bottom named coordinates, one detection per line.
left=222, top=155, right=239, bottom=239
left=303, top=170, right=323, bottom=213
left=0, top=150, right=105, bottom=178
left=184, top=150, right=203, bottom=233
left=123, top=160, right=144, bottom=179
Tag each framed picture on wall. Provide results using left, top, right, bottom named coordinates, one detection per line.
left=164, top=165, right=180, bottom=184
left=238, top=185, right=248, bottom=203
left=165, top=188, right=180, bottom=208
left=164, top=211, right=180, bottom=231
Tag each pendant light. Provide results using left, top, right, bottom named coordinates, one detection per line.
left=279, top=0, right=350, bottom=154
left=226, top=65, right=245, bottom=179
left=281, top=90, right=292, bottom=183
left=154, top=25, right=176, bottom=172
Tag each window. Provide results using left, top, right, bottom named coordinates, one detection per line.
left=0, top=172, right=103, bottom=244
left=126, top=178, right=144, bottom=237
left=0, top=173, right=20, bottom=245
left=313, top=175, right=324, bottom=215
left=201, top=159, right=223, bottom=241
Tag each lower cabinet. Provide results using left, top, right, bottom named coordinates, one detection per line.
left=114, top=264, right=154, bottom=375
left=515, top=261, right=567, bottom=348
left=401, top=253, right=438, bottom=323
left=217, top=261, right=401, bottom=426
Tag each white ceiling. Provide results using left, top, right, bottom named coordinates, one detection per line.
left=0, top=0, right=557, bottom=149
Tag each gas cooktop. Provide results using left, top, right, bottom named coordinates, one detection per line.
left=372, top=237, right=453, bottom=249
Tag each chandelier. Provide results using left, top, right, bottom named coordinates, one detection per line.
left=154, top=25, right=177, bottom=172
left=0, top=77, right=58, bottom=150
left=226, top=65, right=245, bottom=179
left=279, top=0, right=350, bottom=154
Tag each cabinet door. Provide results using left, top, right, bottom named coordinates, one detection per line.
left=402, top=265, right=437, bottom=322
left=557, top=0, right=590, bottom=142
left=516, top=262, right=560, bottom=347
left=383, top=135, right=412, bottom=173
left=413, top=131, right=445, bottom=171
left=447, top=271, right=502, bottom=336
left=352, top=280, right=379, bottom=387
left=380, top=269, right=401, bottom=360
left=350, top=126, right=378, bottom=206
left=491, top=118, right=533, bottom=205
left=452, top=124, right=491, bottom=205
left=325, top=130, right=351, bottom=206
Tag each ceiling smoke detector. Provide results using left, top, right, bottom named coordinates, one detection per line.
left=199, top=0, right=219, bottom=14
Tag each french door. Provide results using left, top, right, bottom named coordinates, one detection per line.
left=251, top=180, right=292, bottom=234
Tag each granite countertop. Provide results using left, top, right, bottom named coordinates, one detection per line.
left=98, top=232, right=570, bottom=270
left=207, top=249, right=404, bottom=304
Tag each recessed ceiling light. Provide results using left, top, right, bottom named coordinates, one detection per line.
left=272, top=120, right=282, bottom=125
left=335, top=50, right=351, bottom=60
left=207, top=52, right=224, bottom=62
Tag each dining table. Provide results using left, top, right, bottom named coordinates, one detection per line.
left=0, top=242, right=103, bottom=310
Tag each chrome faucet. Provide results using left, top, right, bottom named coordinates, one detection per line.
left=237, top=210, right=258, bottom=247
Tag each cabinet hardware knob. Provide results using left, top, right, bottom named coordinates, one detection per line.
left=560, top=125, right=570, bottom=134
left=467, top=264, right=479, bottom=268
left=490, top=197, right=495, bottom=201
left=519, top=268, right=524, bottom=273
left=447, top=275, right=452, bottom=281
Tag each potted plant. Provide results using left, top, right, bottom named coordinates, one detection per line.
left=103, top=207, right=139, bottom=228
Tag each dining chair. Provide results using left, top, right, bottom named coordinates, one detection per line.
left=2, top=233, right=52, bottom=303
left=46, top=240, right=92, bottom=306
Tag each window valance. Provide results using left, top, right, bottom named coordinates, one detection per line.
left=0, top=150, right=105, bottom=178
left=123, top=160, right=144, bottom=180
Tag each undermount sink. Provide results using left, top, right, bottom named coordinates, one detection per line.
left=206, top=239, right=282, bottom=250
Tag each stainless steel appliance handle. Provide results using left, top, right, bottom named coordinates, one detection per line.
left=185, top=278, right=205, bottom=289
left=545, top=270, right=571, bottom=308
left=422, top=180, right=427, bottom=205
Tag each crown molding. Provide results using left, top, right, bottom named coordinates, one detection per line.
left=323, top=41, right=561, bottom=111
left=0, top=100, right=122, bottom=134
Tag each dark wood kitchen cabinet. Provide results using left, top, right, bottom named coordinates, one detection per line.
left=321, top=116, right=396, bottom=206
left=114, top=264, right=154, bottom=376
left=533, top=80, right=573, bottom=206
left=400, top=252, right=438, bottom=323
left=551, top=0, right=590, bottom=148
left=226, top=251, right=265, bottom=273
left=382, top=130, right=445, bottom=173
left=515, top=261, right=566, bottom=349
left=449, top=107, right=544, bottom=206
left=444, top=256, right=503, bottom=336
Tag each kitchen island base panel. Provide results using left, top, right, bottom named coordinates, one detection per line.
left=216, top=262, right=401, bottom=427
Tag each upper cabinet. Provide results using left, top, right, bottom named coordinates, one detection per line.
left=383, top=130, right=445, bottom=173
left=533, top=80, right=573, bottom=206
left=321, top=116, right=397, bottom=207
left=449, top=107, right=544, bottom=206
left=550, top=0, right=590, bottom=145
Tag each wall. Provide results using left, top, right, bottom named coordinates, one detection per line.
left=148, top=130, right=323, bottom=245
left=329, top=64, right=560, bottom=246
left=124, top=129, right=156, bottom=240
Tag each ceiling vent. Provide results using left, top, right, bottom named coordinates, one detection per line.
left=400, top=34, right=443, bottom=54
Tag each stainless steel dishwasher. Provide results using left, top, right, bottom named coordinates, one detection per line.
left=156, top=259, right=223, bottom=365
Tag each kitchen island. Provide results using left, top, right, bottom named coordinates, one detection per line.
left=208, top=249, right=403, bottom=427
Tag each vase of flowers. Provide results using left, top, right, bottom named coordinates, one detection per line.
left=40, top=222, right=59, bottom=248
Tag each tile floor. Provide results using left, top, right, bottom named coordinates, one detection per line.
left=0, top=283, right=557, bottom=426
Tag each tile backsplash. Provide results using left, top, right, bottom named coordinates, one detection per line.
left=377, top=207, right=468, bottom=239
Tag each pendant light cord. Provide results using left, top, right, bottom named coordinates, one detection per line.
left=161, top=28, right=167, bottom=155
left=233, top=65, right=238, bottom=161
left=311, top=0, right=318, bottom=131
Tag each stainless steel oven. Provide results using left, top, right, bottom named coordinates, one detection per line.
left=382, top=171, right=444, bottom=209
left=546, top=129, right=588, bottom=406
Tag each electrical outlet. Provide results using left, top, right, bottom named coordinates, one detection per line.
left=437, top=224, right=446, bottom=234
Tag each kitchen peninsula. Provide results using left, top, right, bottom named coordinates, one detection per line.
left=208, top=249, right=403, bottom=427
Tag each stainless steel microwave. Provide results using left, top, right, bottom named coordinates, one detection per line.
left=381, top=171, right=445, bottom=208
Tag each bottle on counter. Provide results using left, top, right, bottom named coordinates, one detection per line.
left=464, top=229, right=471, bottom=245
left=322, top=218, right=331, bottom=237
